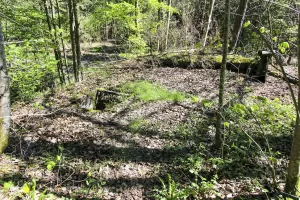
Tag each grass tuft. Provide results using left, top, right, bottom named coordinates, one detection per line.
left=121, top=81, right=186, bottom=102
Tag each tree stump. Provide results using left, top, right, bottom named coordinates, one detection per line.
left=257, top=50, right=272, bottom=82
left=95, top=89, right=125, bottom=110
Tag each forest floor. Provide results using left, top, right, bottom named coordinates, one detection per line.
left=0, top=44, right=298, bottom=199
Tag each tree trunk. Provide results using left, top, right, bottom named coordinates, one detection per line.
left=231, top=0, right=248, bottom=51
left=49, top=0, right=65, bottom=84
left=43, top=0, right=64, bottom=84
left=203, top=0, right=215, bottom=47
left=165, top=0, right=171, bottom=51
left=157, top=0, right=163, bottom=52
left=68, top=0, right=78, bottom=82
left=0, top=25, right=11, bottom=154
left=215, top=0, right=230, bottom=150
left=135, top=0, right=139, bottom=32
left=55, top=0, right=70, bottom=83
left=285, top=13, right=300, bottom=196
left=73, top=0, right=82, bottom=81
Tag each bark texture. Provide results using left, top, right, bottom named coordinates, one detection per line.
left=73, top=0, right=81, bottom=81
left=203, top=0, right=215, bottom=47
left=215, top=0, right=230, bottom=149
left=0, top=25, right=10, bottom=154
left=285, top=13, right=300, bottom=195
left=68, top=0, right=78, bottom=82
left=231, top=0, right=248, bottom=50
left=165, top=0, right=171, bottom=51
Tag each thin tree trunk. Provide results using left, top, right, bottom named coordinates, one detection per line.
left=157, top=0, right=163, bottom=52
left=0, top=25, right=11, bottom=154
left=203, top=0, right=215, bottom=47
left=55, top=0, right=70, bottom=83
left=49, top=0, right=65, bottom=84
left=43, top=0, right=64, bottom=84
left=73, top=0, right=81, bottom=81
left=231, top=0, right=248, bottom=51
left=68, top=0, right=78, bottom=82
left=285, top=13, right=300, bottom=196
left=201, top=0, right=207, bottom=36
left=215, top=0, right=230, bottom=150
left=135, top=0, right=139, bottom=33
left=165, top=0, right=171, bottom=51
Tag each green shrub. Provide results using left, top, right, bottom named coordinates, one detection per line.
left=6, top=42, right=58, bottom=102
left=222, top=96, right=295, bottom=157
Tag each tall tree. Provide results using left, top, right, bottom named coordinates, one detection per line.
left=231, top=0, right=248, bottom=51
left=73, top=0, right=82, bottom=81
left=215, top=0, right=230, bottom=150
left=203, top=0, right=215, bottom=47
left=0, top=24, right=11, bottom=154
left=165, top=0, right=172, bottom=51
left=68, top=0, right=78, bottom=82
left=55, top=0, right=70, bottom=83
left=43, top=0, right=65, bottom=84
left=285, top=12, right=300, bottom=196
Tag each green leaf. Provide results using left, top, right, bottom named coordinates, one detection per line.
left=281, top=42, right=290, bottom=49
left=22, top=183, right=31, bottom=194
left=224, top=122, right=230, bottom=128
left=56, top=155, right=61, bottom=161
left=46, top=161, right=56, bottom=171
left=243, top=21, right=251, bottom=28
left=279, top=46, right=286, bottom=53
left=191, top=96, right=199, bottom=103
left=272, top=37, right=278, bottom=42
left=259, top=27, right=265, bottom=33
left=268, top=156, right=278, bottom=165
left=201, top=99, right=212, bottom=108
left=3, top=182, right=14, bottom=191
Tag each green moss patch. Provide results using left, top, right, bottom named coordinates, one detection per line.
left=209, top=54, right=255, bottom=64
left=120, top=81, right=186, bottom=102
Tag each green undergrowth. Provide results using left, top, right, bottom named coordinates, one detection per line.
left=6, top=43, right=58, bottom=102
left=222, top=96, right=295, bottom=158
left=120, top=80, right=199, bottom=103
left=153, top=96, right=295, bottom=199
left=120, top=80, right=186, bottom=102
left=0, top=145, right=106, bottom=199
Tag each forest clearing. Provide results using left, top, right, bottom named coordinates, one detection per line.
left=0, top=0, right=300, bottom=199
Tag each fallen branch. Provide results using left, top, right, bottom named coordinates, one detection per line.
left=0, top=108, right=64, bottom=119
left=268, top=63, right=298, bottom=84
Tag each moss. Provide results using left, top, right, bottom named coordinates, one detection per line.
left=211, top=55, right=223, bottom=63
left=120, top=80, right=186, bottom=102
left=229, top=55, right=255, bottom=63
left=157, top=53, right=255, bottom=69
left=0, top=119, right=8, bottom=154
left=208, top=55, right=254, bottom=64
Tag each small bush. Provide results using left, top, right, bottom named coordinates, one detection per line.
left=222, top=96, right=295, bottom=157
left=6, top=42, right=58, bottom=102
